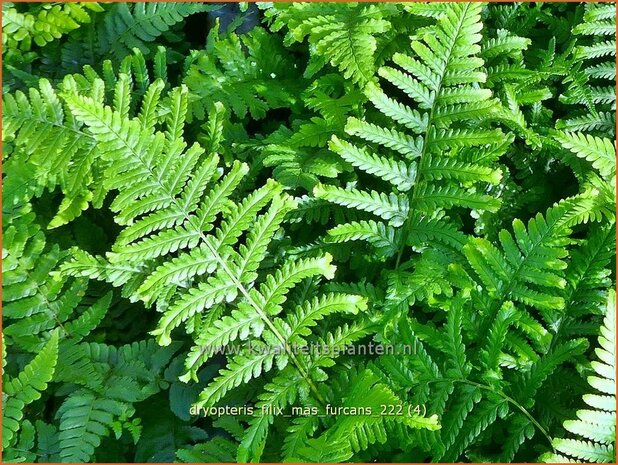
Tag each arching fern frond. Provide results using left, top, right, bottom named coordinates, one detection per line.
left=554, top=131, right=616, bottom=181
left=2, top=47, right=179, bottom=226
left=57, top=76, right=377, bottom=463
left=2, top=2, right=103, bottom=50
left=464, top=191, right=613, bottom=339
left=2, top=208, right=111, bottom=353
left=552, top=224, right=615, bottom=345
left=315, top=369, right=440, bottom=457
left=54, top=339, right=179, bottom=462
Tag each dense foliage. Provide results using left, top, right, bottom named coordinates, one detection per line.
left=2, top=2, right=616, bottom=463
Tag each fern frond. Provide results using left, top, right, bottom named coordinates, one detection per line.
left=6, top=3, right=616, bottom=462
left=317, top=369, right=439, bottom=454
left=266, top=3, right=396, bottom=85
left=559, top=3, right=616, bottom=134
left=2, top=331, right=59, bottom=449
left=199, top=350, right=277, bottom=408
left=97, top=3, right=217, bottom=60
left=464, top=192, right=609, bottom=334
left=177, top=437, right=238, bottom=463
left=313, top=184, right=409, bottom=227
left=58, top=76, right=373, bottom=457
left=326, top=220, right=399, bottom=257
left=330, top=135, right=417, bottom=191
left=541, top=290, right=616, bottom=463
left=184, top=26, right=303, bottom=120
left=237, top=368, right=307, bottom=462
left=2, top=78, right=100, bottom=223
left=554, top=131, right=616, bottom=180
left=56, top=391, right=125, bottom=462
left=2, top=211, right=110, bottom=352
left=2, top=3, right=102, bottom=50
left=317, top=2, right=506, bottom=260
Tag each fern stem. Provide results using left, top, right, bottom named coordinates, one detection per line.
left=33, top=278, right=72, bottom=337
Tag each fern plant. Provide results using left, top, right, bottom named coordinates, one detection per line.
left=2, top=46, right=175, bottom=227
left=53, top=74, right=438, bottom=461
left=184, top=24, right=304, bottom=121
left=53, top=339, right=179, bottom=462
left=96, top=2, right=218, bottom=61
left=371, top=190, right=612, bottom=462
left=3, top=208, right=111, bottom=352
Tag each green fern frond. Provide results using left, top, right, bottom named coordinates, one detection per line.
left=2, top=47, right=178, bottom=225
left=2, top=78, right=99, bottom=222
left=97, top=3, right=217, bottom=60
left=559, top=224, right=615, bottom=339
left=265, top=3, right=396, bottom=85
left=2, top=210, right=110, bottom=352
left=464, top=192, right=609, bottom=334
left=56, top=390, right=126, bottom=462
left=316, top=2, right=506, bottom=261
left=2, top=2, right=102, bottom=50
left=4, top=3, right=617, bottom=462
left=259, top=76, right=365, bottom=189
left=53, top=339, right=178, bottom=462
left=313, top=184, right=409, bottom=227
left=329, top=135, right=417, bottom=192
left=184, top=26, right=303, bottom=120
left=554, top=131, right=616, bottom=180
left=541, top=290, right=616, bottom=463
left=312, top=369, right=439, bottom=456
left=559, top=3, right=616, bottom=134
left=326, top=220, right=399, bottom=257
left=177, top=437, right=238, bottom=463
left=2, top=331, right=59, bottom=450
left=57, top=75, right=375, bottom=460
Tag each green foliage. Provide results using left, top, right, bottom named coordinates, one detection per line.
left=314, top=2, right=506, bottom=264
left=184, top=25, right=304, bottom=121
left=554, top=131, right=616, bottom=181
left=264, top=3, right=399, bottom=85
left=558, top=3, right=616, bottom=134
left=3, top=331, right=59, bottom=453
left=542, top=290, right=616, bottom=463
left=2, top=2, right=616, bottom=463
left=97, top=3, right=218, bottom=61
left=53, top=340, right=179, bottom=462
left=2, top=2, right=102, bottom=50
